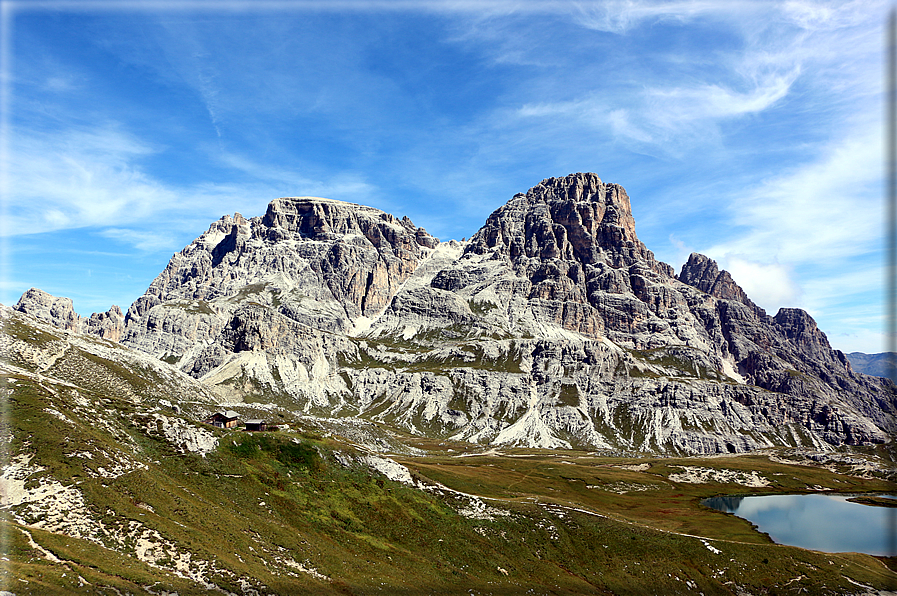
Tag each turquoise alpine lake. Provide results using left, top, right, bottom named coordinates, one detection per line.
left=702, top=494, right=896, bottom=556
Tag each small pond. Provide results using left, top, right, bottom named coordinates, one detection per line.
left=702, top=494, right=897, bottom=556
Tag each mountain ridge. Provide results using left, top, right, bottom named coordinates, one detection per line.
left=12, top=172, right=897, bottom=455
left=846, top=351, right=896, bottom=379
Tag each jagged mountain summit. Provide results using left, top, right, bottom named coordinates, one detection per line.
left=14, top=288, right=125, bottom=341
left=14, top=174, right=897, bottom=454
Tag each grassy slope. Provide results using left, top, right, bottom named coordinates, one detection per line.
left=400, top=452, right=895, bottom=540
left=2, top=313, right=896, bottom=594
left=4, top=372, right=896, bottom=595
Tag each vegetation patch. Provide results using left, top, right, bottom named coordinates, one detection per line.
left=846, top=496, right=897, bottom=508
left=166, top=299, right=216, bottom=315
left=227, top=433, right=320, bottom=470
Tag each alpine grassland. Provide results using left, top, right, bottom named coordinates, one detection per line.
left=3, top=361, right=896, bottom=595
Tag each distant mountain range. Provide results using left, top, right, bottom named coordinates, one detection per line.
left=846, top=352, right=896, bottom=379
left=12, top=173, right=896, bottom=454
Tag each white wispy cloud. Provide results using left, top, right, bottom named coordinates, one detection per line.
left=512, top=1, right=875, bottom=131
left=797, top=265, right=884, bottom=314
left=693, top=118, right=883, bottom=337
left=2, top=122, right=378, bottom=244
left=571, top=0, right=748, bottom=34
left=779, top=0, right=881, bottom=31
left=214, top=152, right=376, bottom=201
left=646, top=71, right=799, bottom=122
left=706, top=122, right=882, bottom=265
left=43, top=75, right=82, bottom=93
left=99, top=228, right=179, bottom=252
left=4, top=125, right=180, bottom=236
left=513, top=70, right=800, bottom=156
left=570, top=0, right=882, bottom=35
left=724, top=258, right=801, bottom=311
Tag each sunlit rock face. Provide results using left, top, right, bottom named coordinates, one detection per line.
left=15, top=288, right=82, bottom=332
left=440, top=173, right=690, bottom=344
left=678, top=252, right=762, bottom=313
left=127, top=198, right=438, bottom=328
left=18, top=174, right=897, bottom=454
left=14, top=288, right=124, bottom=341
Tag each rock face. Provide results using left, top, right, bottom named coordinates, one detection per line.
left=14, top=288, right=124, bottom=341
left=129, top=199, right=437, bottom=324
left=14, top=288, right=81, bottom=331
left=83, top=305, right=125, bottom=342
left=118, top=198, right=437, bottom=408
left=433, top=174, right=699, bottom=346
left=445, top=174, right=680, bottom=341
left=20, top=175, right=897, bottom=454
left=122, top=199, right=437, bottom=347
left=678, top=252, right=762, bottom=314
left=1, top=304, right=219, bottom=412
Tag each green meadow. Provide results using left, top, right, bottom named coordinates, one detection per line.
left=4, top=373, right=895, bottom=595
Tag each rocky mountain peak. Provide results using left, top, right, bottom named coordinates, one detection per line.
left=18, top=173, right=894, bottom=457
left=14, top=288, right=81, bottom=331
left=261, top=197, right=437, bottom=249
left=14, top=288, right=124, bottom=341
left=120, top=195, right=441, bottom=363
left=526, top=173, right=638, bottom=241
left=773, top=307, right=830, bottom=351
left=465, top=173, right=668, bottom=276
left=434, top=173, right=678, bottom=340
left=678, top=253, right=763, bottom=315
left=677, top=252, right=718, bottom=286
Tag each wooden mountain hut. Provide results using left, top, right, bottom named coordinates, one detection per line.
left=204, top=410, right=240, bottom=429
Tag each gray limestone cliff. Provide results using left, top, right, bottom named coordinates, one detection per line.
left=117, top=198, right=437, bottom=408
left=132, top=200, right=437, bottom=323
left=678, top=253, right=763, bottom=315
left=432, top=173, right=694, bottom=344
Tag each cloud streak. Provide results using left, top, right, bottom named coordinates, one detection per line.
left=4, top=125, right=179, bottom=235
left=571, top=0, right=751, bottom=34
left=706, top=122, right=882, bottom=265
left=2, top=122, right=379, bottom=246
left=514, top=64, right=800, bottom=154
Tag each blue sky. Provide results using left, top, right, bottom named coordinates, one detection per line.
left=0, top=0, right=887, bottom=354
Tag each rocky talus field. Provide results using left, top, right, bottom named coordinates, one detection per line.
left=2, top=173, right=896, bottom=594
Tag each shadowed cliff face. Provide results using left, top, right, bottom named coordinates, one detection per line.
left=674, top=254, right=866, bottom=409
left=678, top=253, right=762, bottom=315
left=16, top=173, right=896, bottom=455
